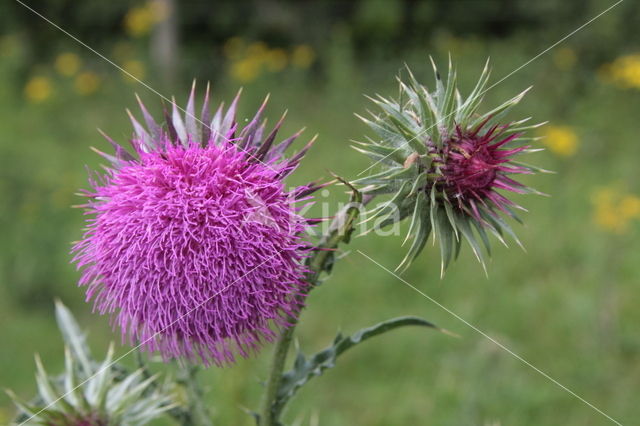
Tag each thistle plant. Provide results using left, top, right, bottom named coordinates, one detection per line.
left=354, top=59, right=547, bottom=274
left=15, top=57, right=547, bottom=426
left=8, top=301, right=176, bottom=426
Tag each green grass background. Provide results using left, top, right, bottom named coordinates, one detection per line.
left=1, top=20, right=639, bottom=426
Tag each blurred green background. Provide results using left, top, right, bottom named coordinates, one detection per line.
left=1, top=0, right=639, bottom=424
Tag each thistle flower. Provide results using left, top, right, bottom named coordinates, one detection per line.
left=8, top=301, right=175, bottom=426
left=354, top=59, right=547, bottom=274
left=73, top=83, right=317, bottom=366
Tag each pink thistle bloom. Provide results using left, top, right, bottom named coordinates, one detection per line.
left=436, top=121, right=533, bottom=223
left=73, top=84, right=318, bottom=366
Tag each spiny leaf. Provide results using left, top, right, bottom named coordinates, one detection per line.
left=275, top=316, right=443, bottom=414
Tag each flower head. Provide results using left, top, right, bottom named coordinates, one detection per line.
left=354, top=59, right=547, bottom=274
left=73, top=83, right=317, bottom=366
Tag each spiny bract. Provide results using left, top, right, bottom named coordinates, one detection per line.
left=8, top=301, right=175, bottom=426
left=354, top=59, right=548, bottom=275
left=73, top=83, right=318, bottom=366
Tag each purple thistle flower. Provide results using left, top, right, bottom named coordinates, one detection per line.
left=436, top=121, right=532, bottom=223
left=73, top=84, right=318, bottom=366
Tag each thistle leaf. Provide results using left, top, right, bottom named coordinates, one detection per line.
left=275, top=316, right=442, bottom=414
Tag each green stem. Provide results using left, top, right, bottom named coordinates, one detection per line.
left=184, top=366, right=213, bottom=426
left=173, top=365, right=213, bottom=426
left=259, top=322, right=297, bottom=426
left=258, top=186, right=362, bottom=426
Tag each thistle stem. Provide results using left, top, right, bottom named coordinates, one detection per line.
left=259, top=321, right=297, bottom=425
left=258, top=192, right=363, bottom=425
left=184, top=365, right=213, bottom=426
left=175, top=365, right=213, bottom=426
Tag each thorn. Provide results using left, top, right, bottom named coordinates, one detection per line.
left=429, top=55, right=437, bottom=74
left=439, top=328, right=461, bottom=338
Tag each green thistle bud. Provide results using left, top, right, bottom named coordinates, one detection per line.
left=354, top=58, right=548, bottom=275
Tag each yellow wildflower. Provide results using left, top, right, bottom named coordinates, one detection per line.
left=265, top=48, right=288, bottom=72
left=124, top=5, right=155, bottom=37
left=230, top=58, right=260, bottom=83
left=539, top=125, right=578, bottom=157
left=122, top=60, right=146, bottom=82
left=291, top=45, right=316, bottom=69
left=24, top=76, right=53, bottom=103
left=591, top=187, right=640, bottom=234
left=603, top=53, right=640, bottom=89
left=55, top=52, right=81, bottom=76
left=246, top=42, right=269, bottom=62
left=74, top=72, right=101, bottom=95
left=620, top=195, right=640, bottom=219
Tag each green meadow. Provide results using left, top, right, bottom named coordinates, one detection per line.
left=1, top=4, right=639, bottom=425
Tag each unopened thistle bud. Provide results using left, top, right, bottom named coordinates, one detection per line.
left=354, top=59, right=547, bottom=274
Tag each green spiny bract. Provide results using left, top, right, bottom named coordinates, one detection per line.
left=354, top=58, right=548, bottom=275
left=8, top=301, right=176, bottom=425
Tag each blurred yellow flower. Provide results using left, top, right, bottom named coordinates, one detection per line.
left=591, top=187, right=640, bottom=234
left=24, top=76, right=53, bottom=103
left=291, top=45, right=316, bottom=69
left=230, top=58, right=260, bottom=83
left=124, top=1, right=166, bottom=38
left=223, top=37, right=245, bottom=60
left=602, top=53, right=640, bottom=89
left=620, top=195, right=640, bottom=219
left=225, top=40, right=309, bottom=81
left=55, top=52, right=81, bottom=77
left=124, top=7, right=153, bottom=37
left=246, top=42, right=269, bottom=61
left=74, top=72, right=101, bottom=95
left=539, top=125, right=578, bottom=157
left=553, top=47, right=577, bottom=71
left=122, top=60, right=146, bottom=82
left=266, top=48, right=288, bottom=72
